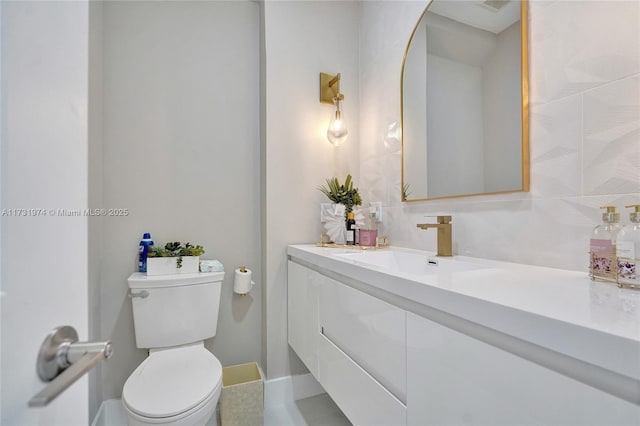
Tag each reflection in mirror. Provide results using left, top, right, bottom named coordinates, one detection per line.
left=401, top=0, right=529, bottom=201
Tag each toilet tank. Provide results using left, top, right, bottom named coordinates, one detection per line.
left=128, top=272, right=225, bottom=349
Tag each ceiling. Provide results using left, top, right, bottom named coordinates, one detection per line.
left=428, top=0, right=520, bottom=34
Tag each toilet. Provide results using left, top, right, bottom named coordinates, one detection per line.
left=123, top=271, right=225, bottom=426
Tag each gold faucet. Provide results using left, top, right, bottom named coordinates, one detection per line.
left=417, top=216, right=452, bottom=257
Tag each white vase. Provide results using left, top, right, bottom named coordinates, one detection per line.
left=333, top=227, right=347, bottom=245
left=146, top=256, right=200, bottom=276
left=323, top=203, right=347, bottom=244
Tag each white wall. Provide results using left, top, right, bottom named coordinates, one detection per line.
left=360, top=0, right=640, bottom=272
left=426, top=53, right=484, bottom=197
left=263, top=0, right=360, bottom=379
left=483, top=21, right=522, bottom=192
left=360, top=0, right=431, bottom=219
left=98, top=1, right=261, bottom=399
left=1, top=1, right=90, bottom=424
left=403, top=20, right=428, bottom=198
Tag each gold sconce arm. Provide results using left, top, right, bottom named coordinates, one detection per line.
left=320, top=72, right=344, bottom=104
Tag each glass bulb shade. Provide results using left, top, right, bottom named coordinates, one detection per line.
left=327, top=106, right=348, bottom=147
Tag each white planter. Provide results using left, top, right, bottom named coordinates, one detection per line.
left=146, top=256, right=200, bottom=276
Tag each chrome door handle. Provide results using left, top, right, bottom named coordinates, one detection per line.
left=28, top=326, right=112, bottom=407
left=129, top=290, right=149, bottom=298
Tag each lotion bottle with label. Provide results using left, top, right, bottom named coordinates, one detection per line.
left=138, top=233, right=154, bottom=273
left=346, top=212, right=356, bottom=246
left=590, top=206, right=621, bottom=280
left=616, top=205, right=640, bottom=286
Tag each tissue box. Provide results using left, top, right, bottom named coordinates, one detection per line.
left=199, top=259, right=224, bottom=273
left=146, top=256, right=199, bottom=276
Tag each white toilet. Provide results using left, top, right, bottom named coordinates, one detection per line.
left=123, top=271, right=225, bottom=426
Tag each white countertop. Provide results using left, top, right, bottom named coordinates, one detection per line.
left=287, top=244, right=640, bottom=386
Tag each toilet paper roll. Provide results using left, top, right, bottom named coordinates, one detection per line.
left=234, top=267, right=255, bottom=295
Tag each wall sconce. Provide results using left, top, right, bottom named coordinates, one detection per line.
left=320, top=72, right=348, bottom=146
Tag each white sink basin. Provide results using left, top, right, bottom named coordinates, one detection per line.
left=335, top=249, right=489, bottom=275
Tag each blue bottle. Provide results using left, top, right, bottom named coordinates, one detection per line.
left=138, top=233, right=154, bottom=273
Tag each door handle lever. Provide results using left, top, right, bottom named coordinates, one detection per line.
left=28, top=326, right=112, bottom=407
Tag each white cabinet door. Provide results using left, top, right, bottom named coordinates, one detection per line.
left=407, top=313, right=640, bottom=426
left=319, top=274, right=406, bottom=403
left=287, top=261, right=320, bottom=378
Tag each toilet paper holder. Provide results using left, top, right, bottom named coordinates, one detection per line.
left=234, top=266, right=255, bottom=296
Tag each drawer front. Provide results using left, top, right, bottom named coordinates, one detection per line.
left=287, top=261, right=319, bottom=378
left=319, top=275, right=406, bottom=402
left=407, top=312, right=640, bottom=426
left=319, top=334, right=407, bottom=426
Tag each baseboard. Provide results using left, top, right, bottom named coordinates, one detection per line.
left=264, top=373, right=325, bottom=408
left=91, top=399, right=126, bottom=426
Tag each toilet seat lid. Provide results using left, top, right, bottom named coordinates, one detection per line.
left=123, top=344, right=222, bottom=419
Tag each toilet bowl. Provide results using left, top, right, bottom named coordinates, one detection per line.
left=125, top=272, right=225, bottom=426
left=123, top=343, right=222, bottom=426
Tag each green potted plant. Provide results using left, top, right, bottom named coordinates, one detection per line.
left=318, top=174, right=362, bottom=245
left=146, top=241, right=205, bottom=275
left=318, top=174, right=362, bottom=217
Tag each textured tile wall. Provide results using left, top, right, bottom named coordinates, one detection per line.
left=359, top=0, right=640, bottom=271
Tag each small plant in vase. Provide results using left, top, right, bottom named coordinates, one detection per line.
left=318, top=174, right=362, bottom=217
left=318, top=174, right=362, bottom=245
left=147, top=242, right=205, bottom=275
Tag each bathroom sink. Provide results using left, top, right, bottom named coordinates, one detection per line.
left=334, top=249, right=489, bottom=275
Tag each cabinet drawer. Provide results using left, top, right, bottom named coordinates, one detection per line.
left=407, top=313, right=640, bottom=426
left=320, top=275, right=406, bottom=402
left=319, top=333, right=406, bottom=426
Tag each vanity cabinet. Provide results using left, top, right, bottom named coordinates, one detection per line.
left=287, top=260, right=407, bottom=425
left=288, top=244, right=640, bottom=426
left=287, top=261, right=320, bottom=379
left=288, top=259, right=639, bottom=426
left=407, top=312, right=640, bottom=426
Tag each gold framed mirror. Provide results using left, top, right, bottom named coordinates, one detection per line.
left=401, top=0, right=529, bottom=202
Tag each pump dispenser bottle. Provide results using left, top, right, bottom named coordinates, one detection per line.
left=616, top=205, right=640, bottom=286
left=590, top=206, right=621, bottom=280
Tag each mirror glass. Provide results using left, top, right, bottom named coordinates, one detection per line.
left=401, top=0, right=529, bottom=201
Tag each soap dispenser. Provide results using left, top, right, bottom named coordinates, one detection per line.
left=616, top=205, right=640, bottom=285
left=590, top=206, right=621, bottom=280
